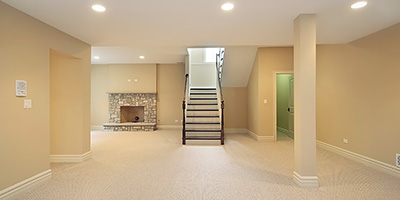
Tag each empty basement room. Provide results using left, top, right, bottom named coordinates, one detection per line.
left=1, top=1, right=400, bottom=200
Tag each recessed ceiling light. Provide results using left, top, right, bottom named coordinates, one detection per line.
left=128, top=79, right=131, bottom=82
left=92, top=4, right=106, bottom=12
left=221, top=3, right=234, bottom=11
left=139, top=56, right=145, bottom=59
left=93, top=56, right=100, bottom=59
left=351, top=1, right=367, bottom=9
left=134, top=79, right=138, bottom=82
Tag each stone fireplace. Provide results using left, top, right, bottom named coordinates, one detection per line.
left=103, top=93, right=157, bottom=131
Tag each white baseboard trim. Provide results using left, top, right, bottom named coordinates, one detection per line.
left=91, top=125, right=103, bottom=130
left=0, top=169, right=51, bottom=200
left=247, top=130, right=274, bottom=142
left=225, top=128, right=247, bottom=134
left=277, top=126, right=289, bottom=134
left=50, top=151, right=92, bottom=163
left=317, top=141, right=400, bottom=178
left=293, top=171, right=319, bottom=188
left=157, top=125, right=181, bottom=130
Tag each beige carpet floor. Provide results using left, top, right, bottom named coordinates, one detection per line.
left=15, top=130, right=400, bottom=200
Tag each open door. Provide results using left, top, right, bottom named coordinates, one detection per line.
left=275, top=72, right=294, bottom=141
left=288, top=77, right=294, bottom=138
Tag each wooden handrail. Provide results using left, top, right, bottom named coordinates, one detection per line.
left=182, top=74, right=189, bottom=144
left=217, top=76, right=224, bottom=102
left=183, top=74, right=189, bottom=102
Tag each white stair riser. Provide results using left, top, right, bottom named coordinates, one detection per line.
left=190, top=97, right=217, bottom=99
left=186, top=118, right=220, bottom=123
left=190, top=95, right=217, bottom=98
left=190, top=95, right=217, bottom=97
left=185, top=124, right=221, bottom=129
left=187, top=105, right=218, bottom=109
left=186, top=132, right=221, bottom=137
left=185, top=140, right=221, bottom=145
left=188, top=101, right=218, bottom=104
left=187, top=111, right=219, bottom=115
left=190, top=89, right=216, bottom=91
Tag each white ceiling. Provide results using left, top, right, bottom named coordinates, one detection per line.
left=3, top=0, right=400, bottom=85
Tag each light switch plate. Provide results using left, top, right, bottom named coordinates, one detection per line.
left=24, top=99, right=32, bottom=109
left=396, top=154, right=400, bottom=167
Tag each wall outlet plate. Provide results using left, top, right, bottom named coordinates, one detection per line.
left=396, top=154, right=400, bottom=167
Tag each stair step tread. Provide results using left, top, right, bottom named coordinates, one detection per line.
left=187, top=109, right=219, bottom=111
left=186, top=129, right=221, bottom=132
left=188, top=103, right=218, bottom=105
left=190, top=93, right=217, bottom=95
left=186, top=122, right=221, bottom=124
left=185, top=136, right=222, bottom=140
left=190, top=88, right=216, bottom=90
left=187, top=115, right=220, bottom=118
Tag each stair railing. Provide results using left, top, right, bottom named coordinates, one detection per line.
left=182, top=74, right=189, bottom=144
left=216, top=49, right=225, bottom=145
left=216, top=49, right=224, bottom=82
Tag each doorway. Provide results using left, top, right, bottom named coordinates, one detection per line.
left=273, top=71, right=294, bottom=141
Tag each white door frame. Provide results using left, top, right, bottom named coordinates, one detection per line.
left=273, top=70, right=294, bottom=141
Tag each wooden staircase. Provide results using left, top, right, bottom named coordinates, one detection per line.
left=182, top=87, right=224, bottom=145
left=182, top=48, right=225, bottom=145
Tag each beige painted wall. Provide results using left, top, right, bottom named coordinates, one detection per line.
left=91, top=63, right=185, bottom=126
left=0, top=2, right=91, bottom=190
left=246, top=23, right=399, bottom=167
left=223, top=87, right=248, bottom=129
left=108, top=64, right=156, bottom=93
left=91, top=65, right=109, bottom=126
left=258, top=48, right=294, bottom=136
left=247, top=48, right=294, bottom=136
left=91, top=64, right=157, bottom=125
left=316, top=23, right=400, bottom=166
left=91, top=64, right=247, bottom=128
left=50, top=50, right=90, bottom=155
left=247, top=54, right=259, bottom=134
left=156, top=64, right=185, bottom=125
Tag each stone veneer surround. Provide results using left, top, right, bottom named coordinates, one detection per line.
left=108, top=93, right=157, bottom=123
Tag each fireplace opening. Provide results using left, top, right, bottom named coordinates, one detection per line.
left=120, top=106, right=144, bottom=123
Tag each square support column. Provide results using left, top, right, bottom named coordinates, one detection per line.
left=293, top=14, right=319, bottom=188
